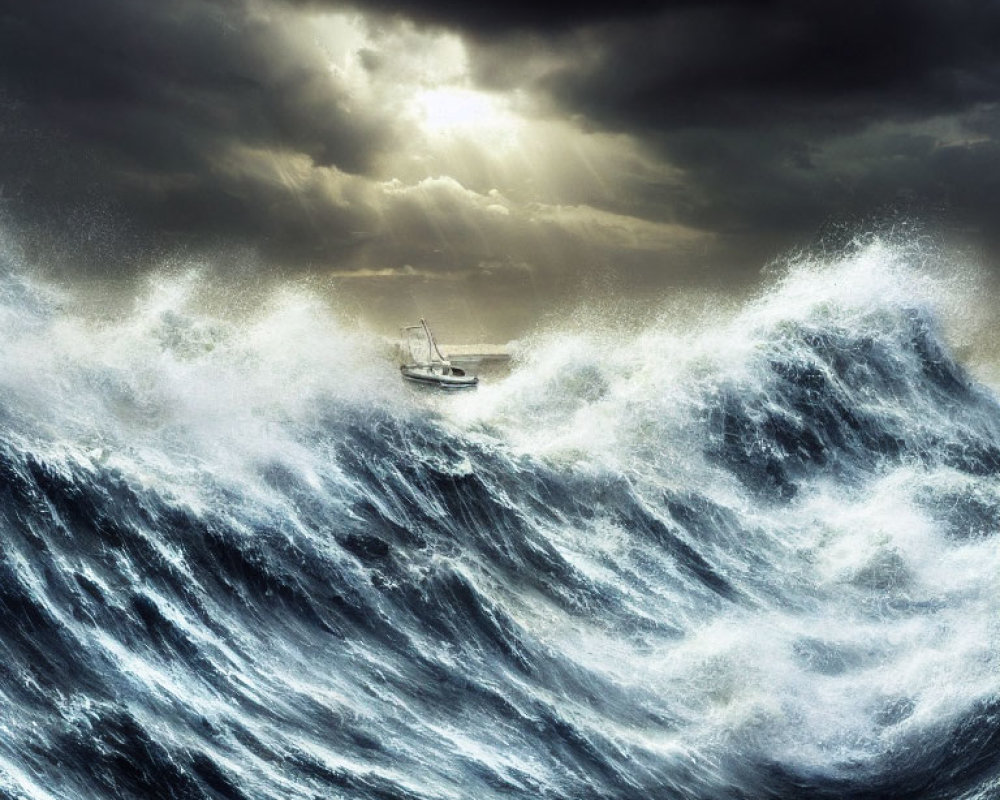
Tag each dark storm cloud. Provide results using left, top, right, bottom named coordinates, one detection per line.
left=485, top=0, right=1000, bottom=241
left=0, top=0, right=386, bottom=166
left=0, top=0, right=391, bottom=273
left=543, top=1, right=1000, bottom=133
left=283, top=0, right=704, bottom=34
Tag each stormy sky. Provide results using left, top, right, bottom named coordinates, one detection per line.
left=1, top=0, right=999, bottom=335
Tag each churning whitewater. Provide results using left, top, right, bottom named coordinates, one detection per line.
left=1, top=239, right=1000, bottom=800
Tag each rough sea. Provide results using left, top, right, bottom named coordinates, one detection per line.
left=2, top=237, right=1000, bottom=799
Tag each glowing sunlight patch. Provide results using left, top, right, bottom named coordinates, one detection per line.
left=413, top=87, right=519, bottom=145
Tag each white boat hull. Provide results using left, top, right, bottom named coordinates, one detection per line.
left=400, top=364, right=478, bottom=389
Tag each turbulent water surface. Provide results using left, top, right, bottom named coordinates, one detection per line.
left=2, top=240, right=1000, bottom=799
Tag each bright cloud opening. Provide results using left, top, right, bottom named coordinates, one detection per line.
left=412, top=87, right=521, bottom=147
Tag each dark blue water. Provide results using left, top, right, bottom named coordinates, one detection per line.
left=1, top=241, right=1000, bottom=799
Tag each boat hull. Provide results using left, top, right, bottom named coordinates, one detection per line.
left=400, top=365, right=478, bottom=389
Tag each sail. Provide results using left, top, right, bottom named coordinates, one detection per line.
left=400, top=319, right=447, bottom=365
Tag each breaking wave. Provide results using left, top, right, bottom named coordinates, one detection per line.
left=1, top=237, right=1000, bottom=799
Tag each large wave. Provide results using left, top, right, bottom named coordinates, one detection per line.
left=1, top=237, right=999, bottom=799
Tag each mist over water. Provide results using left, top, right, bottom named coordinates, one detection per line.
left=1, top=234, right=1000, bottom=799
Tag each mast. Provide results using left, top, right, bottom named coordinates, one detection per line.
left=420, top=318, right=448, bottom=362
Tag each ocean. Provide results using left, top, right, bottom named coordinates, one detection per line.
left=1, top=237, right=999, bottom=799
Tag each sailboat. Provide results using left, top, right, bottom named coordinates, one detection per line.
left=399, top=319, right=478, bottom=389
